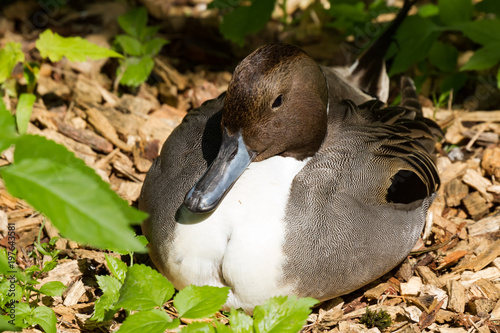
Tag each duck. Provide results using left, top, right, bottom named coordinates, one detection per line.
left=139, top=0, right=440, bottom=313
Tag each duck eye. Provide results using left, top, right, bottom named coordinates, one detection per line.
left=272, top=95, right=283, bottom=109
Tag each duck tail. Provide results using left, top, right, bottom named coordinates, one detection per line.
left=400, top=76, right=422, bottom=115
left=348, top=0, right=416, bottom=103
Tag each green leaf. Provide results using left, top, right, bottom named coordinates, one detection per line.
left=15, top=93, right=36, bottom=135
left=118, top=7, right=149, bottom=41
left=0, top=315, right=20, bottom=332
left=0, top=42, right=24, bottom=84
left=105, top=254, right=128, bottom=283
left=181, top=322, right=216, bottom=333
left=32, top=306, right=57, bottom=333
left=253, top=296, right=318, bottom=333
left=440, top=72, right=468, bottom=93
left=174, top=285, right=230, bottom=319
left=328, top=3, right=369, bottom=32
left=23, top=62, right=39, bottom=94
left=438, top=0, right=472, bottom=26
left=497, top=68, right=500, bottom=90
left=229, top=308, right=253, bottom=333
left=92, top=275, right=122, bottom=321
left=115, top=35, right=143, bottom=57
left=36, top=29, right=123, bottom=62
left=142, top=38, right=168, bottom=57
left=0, top=135, right=147, bottom=251
left=461, top=42, right=500, bottom=71
left=214, top=320, right=233, bottom=333
left=418, top=4, right=439, bottom=18
left=428, top=41, right=458, bottom=72
left=476, top=0, right=500, bottom=15
left=458, top=20, right=500, bottom=45
left=0, top=97, right=18, bottom=153
left=118, top=56, right=155, bottom=87
left=219, top=0, right=276, bottom=46
left=39, top=281, right=66, bottom=297
left=116, top=309, right=179, bottom=333
left=13, top=302, right=31, bottom=328
left=389, top=16, right=440, bottom=76
left=115, top=264, right=174, bottom=311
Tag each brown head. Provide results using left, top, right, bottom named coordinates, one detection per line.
left=182, top=43, right=329, bottom=215
left=222, top=43, right=328, bottom=161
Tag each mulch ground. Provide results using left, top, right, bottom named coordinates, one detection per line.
left=1, top=1, right=500, bottom=332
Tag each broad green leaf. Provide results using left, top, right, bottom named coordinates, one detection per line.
left=440, top=72, right=468, bottom=93
left=142, top=38, right=168, bottom=57
left=0, top=248, right=9, bottom=274
left=461, top=42, right=500, bottom=71
left=0, top=279, right=23, bottom=308
left=220, top=0, right=276, bottom=46
left=476, top=0, right=500, bottom=15
left=229, top=308, right=253, bottom=333
left=174, top=285, right=230, bottom=319
left=118, top=56, right=155, bottom=87
left=32, top=306, right=56, bottom=333
left=0, top=315, right=20, bottom=332
left=214, top=321, right=233, bottom=333
left=118, top=7, right=149, bottom=41
left=23, top=62, right=39, bottom=94
left=389, top=16, right=440, bottom=76
left=428, top=41, right=458, bottom=72
left=15, top=93, right=35, bottom=135
left=0, top=135, right=147, bottom=251
left=253, top=296, right=318, bottom=333
left=36, top=29, right=123, bottom=62
left=91, top=275, right=122, bottom=321
left=105, top=254, right=128, bottom=283
left=115, top=264, right=174, bottom=311
left=13, top=302, right=31, bottom=328
left=209, top=0, right=241, bottom=10
left=116, top=309, right=179, bottom=333
left=458, top=20, right=500, bottom=45
left=115, top=35, right=143, bottom=57
left=39, top=281, right=66, bottom=297
left=438, top=0, right=472, bottom=26
left=0, top=42, right=24, bottom=84
left=497, top=68, right=500, bottom=90
left=328, top=2, right=368, bottom=32
left=181, top=322, right=215, bottom=333
left=0, top=98, right=18, bottom=153
left=418, top=4, right=439, bottom=18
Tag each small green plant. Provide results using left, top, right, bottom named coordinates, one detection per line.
left=91, top=255, right=318, bottom=332
left=359, top=307, right=392, bottom=330
left=0, top=32, right=146, bottom=333
left=114, top=7, right=169, bottom=87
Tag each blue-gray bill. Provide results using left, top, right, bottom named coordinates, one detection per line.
left=183, top=129, right=256, bottom=214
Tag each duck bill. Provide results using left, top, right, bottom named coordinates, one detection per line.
left=184, top=129, right=256, bottom=214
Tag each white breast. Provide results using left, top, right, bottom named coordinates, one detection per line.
left=167, top=156, right=309, bottom=312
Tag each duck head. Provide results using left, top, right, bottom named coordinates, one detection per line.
left=184, top=43, right=328, bottom=214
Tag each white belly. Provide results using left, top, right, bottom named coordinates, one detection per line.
left=167, top=156, right=308, bottom=311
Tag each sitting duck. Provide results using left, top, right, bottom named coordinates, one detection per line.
left=139, top=0, right=440, bottom=313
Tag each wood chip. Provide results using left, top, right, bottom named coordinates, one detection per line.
left=462, top=191, right=489, bottom=220
left=416, top=266, right=444, bottom=288
left=444, top=179, right=469, bottom=207
left=57, top=120, right=113, bottom=153
left=468, top=213, right=500, bottom=236
left=86, top=107, right=132, bottom=152
left=460, top=267, right=500, bottom=288
left=38, top=260, right=81, bottom=287
left=63, top=280, right=86, bottom=306
left=453, top=239, right=500, bottom=272
left=462, top=169, right=493, bottom=202
left=401, top=277, right=423, bottom=296
left=482, top=147, right=500, bottom=179
left=447, top=280, right=466, bottom=313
